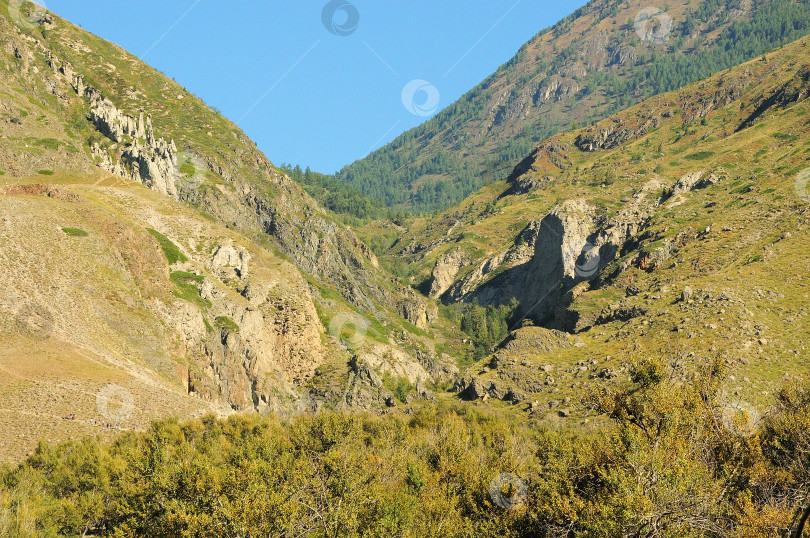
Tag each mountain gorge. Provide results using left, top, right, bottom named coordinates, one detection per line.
left=384, top=36, right=810, bottom=417
left=1, top=0, right=810, bottom=535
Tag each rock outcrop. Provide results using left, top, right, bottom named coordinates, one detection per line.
left=399, top=294, right=438, bottom=330
left=575, top=116, right=660, bottom=152
left=429, top=248, right=471, bottom=298
left=49, top=56, right=180, bottom=196
left=87, top=96, right=179, bottom=196
left=134, top=225, right=324, bottom=416
left=211, top=243, right=250, bottom=279
left=442, top=174, right=692, bottom=327
left=447, top=200, right=595, bottom=322
left=535, top=75, right=581, bottom=103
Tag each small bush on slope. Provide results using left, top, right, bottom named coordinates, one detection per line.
left=146, top=228, right=188, bottom=265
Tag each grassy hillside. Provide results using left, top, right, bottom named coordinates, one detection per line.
left=0, top=0, right=434, bottom=326
left=327, top=0, right=810, bottom=214
left=375, top=33, right=810, bottom=426
left=0, top=0, right=466, bottom=460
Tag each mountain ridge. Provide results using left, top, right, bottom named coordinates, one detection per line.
left=323, top=0, right=810, bottom=215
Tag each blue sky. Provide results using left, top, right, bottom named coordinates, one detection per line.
left=45, top=1, right=589, bottom=173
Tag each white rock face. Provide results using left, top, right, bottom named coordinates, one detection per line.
left=88, top=97, right=179, bottom=196
left=211, top=243, right=250, bottom=279
left=50, top=56, right=180, bottom=197
left=672, top=171, right=705, bottom=195
left=429, top=248, right=470, bottom=298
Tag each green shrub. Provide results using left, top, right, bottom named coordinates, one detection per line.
left=179, top=160, right=196, bottom=176
left=383, top=372, right=415, bottom=403
left=214, top=316, right=239, bottom=332
left=147, top=228, right=188, bottom=265
left=61, top=227, right=88, bottom=237
left=34, top=138, right=62, bottom=150
left=731, top=183, right=756, bottom=194
left=170, top=271, right=211, bottom=309
left=37, top=169, right=55, bottom=176
left=5, top=373, right=810, bottom=536
left=684, top=151, right=715, bottom=160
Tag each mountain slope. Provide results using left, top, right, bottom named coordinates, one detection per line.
left=333, top=0, right=810, bottom=214
left=381, top=33, right=810, bottom=419
left=0, top=0, right=448, bottom=324
left=0, top=1, right=464, bottom=460
left=2, top=6, right=810, bottom=535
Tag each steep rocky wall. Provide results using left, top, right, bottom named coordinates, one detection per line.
left=100, top=203, right=326, bottom=416
left=442, top=174, right=698, bottom=327
left=49, top=56, right=181, bottom=196
left=437, top=167, right=728, bottom=331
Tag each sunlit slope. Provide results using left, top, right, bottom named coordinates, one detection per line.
left=385, top=34, right=810, bottom=420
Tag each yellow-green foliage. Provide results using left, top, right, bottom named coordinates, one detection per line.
left=2, top=366, right=809, bottom=536
left=214, top=315, right=239, bottom=332
left=170, top=270, right=211, bottom=309
left=146, top=228, right=188, bottom=265
left=61, top=227, right=88, bottom=237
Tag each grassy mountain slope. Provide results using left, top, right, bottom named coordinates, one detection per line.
left=0, top=0, right=446, bottom=329
left=383, top=34, right=810, bottom=420
left=333, top=0, right=810, bottom=214
left=0, top=0, right=467, bottom=460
